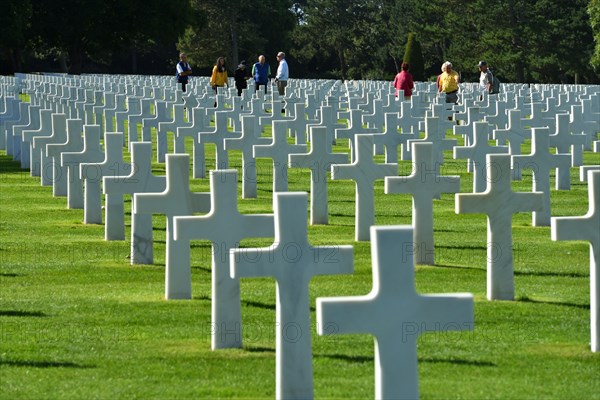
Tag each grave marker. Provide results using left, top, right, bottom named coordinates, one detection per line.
left=231, top=192, right=353, bottom=399
left=61, top=125, right=104, bottom=209
left=551, top=170, right=599, bottom=352
left=332, top=134, right=397, bottom=241
left=453, top=122, right=509, bottom=193
left=80, top=132, right=130, bottom=224
left=317, top=225, right=474, bottom=400
left=512, top=127, right=571, bottom=226
left=456, top=154, right=544, bottom=300
left=103, top=142, right=166, bottom=241
left=289, top=126, right=348, bottom=225
left=253, top=120, right=307, bottom=193
left=386, top=142, right=460, bottom=264
left=133, top=154, right=211, bottom=298
left=174, top=169, right=274, bottom=349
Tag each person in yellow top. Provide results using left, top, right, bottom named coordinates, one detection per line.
left=210, top=57, right=228, bottom=93
left=437, top=61, right=460, bottom=104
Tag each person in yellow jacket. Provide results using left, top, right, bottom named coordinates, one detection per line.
left=437, top=61, right=460, bottom=104
left=210, top=57, right=228, bottom=93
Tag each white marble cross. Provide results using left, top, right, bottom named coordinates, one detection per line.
left=317, top=225, right=474, bottom=400
left=456, top=154, right=544, bottom=300
left=80, top=132, right=131, bottom=225
left=512, top=127, right=571, bottom=226
left=157, top=103, right=188, bottom=162
left=549, top=113, right=587, bottom=168
left=231, top=192, right=354, bottom=400
left=332, top=134, right=397, bottom=241
left=33, top=113, right=68, bottom=186
left=132, top=154, right=211, bottom=299
left=141, top=100, right=171, bottom=143
left=20, top=109, right=53, bottom=170
left=174, top=169, right=274, bottom=349
left=289, top=126, right=348, bottom=225
left=45, top=118, right=83, bottom=197
left=385, top=142, right=460, bottom=265
left=176, top=107, right=211, bottom=179
left=408, top=116, right=457, bottom=166
left=372, top=112, right=417, bottom=164
left=198, top=110, right=241, bottom=174
left=61, top=125, right=104, bottom=209
left=253, top=120, right=307, bottom=193
left=335, top=108, right=380, bottom=162
left=453, top=122, right=509, bottom=193
left=551, top=170, right=599, bottom=352
left=103, top=141, right=166, bottom=241
left=493, top=109, right=530, bottom=179
left=224, top=115, right=271, bottom=199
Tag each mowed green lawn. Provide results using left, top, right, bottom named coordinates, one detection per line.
left=1, top=119, right=599, bottom=399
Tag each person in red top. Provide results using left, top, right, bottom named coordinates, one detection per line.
left=393, top=62, right=414, bottom=100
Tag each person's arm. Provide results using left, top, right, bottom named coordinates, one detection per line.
left=251, top=64, right=256, bottom=78
left=487, top=71, right=493, bottom=93
left=210, top=66, right=217, bottom=86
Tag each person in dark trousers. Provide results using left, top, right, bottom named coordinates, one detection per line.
left=252, top=55, right=271, bottom=94
left=234, top=60, right=249, bottom=97
left=176, top=52, right=192, bottom=92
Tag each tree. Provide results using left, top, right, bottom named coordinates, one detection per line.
left=590, top=0, right=600, bottom=71
left=179, top=0, right=295, bottom=74
left=293, top=0, right=386, bottom=80
left=403, top=33, right=425, bottom=81
left=0, top=0, right=32, bottom=73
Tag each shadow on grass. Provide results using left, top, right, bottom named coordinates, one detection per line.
left=242, top=299, right=277, bottom=311
left=419, top=356, right=496, bottom=367
left=0, top=154, right=25, bottom=174
left=244, top=346, right=275, bottom=353
left=0, top=272, right=21, bottom=277
left=0, top=359, right=95, bottom=369
left=0, top=310, right=48, bottom=317
left=317, top=353, right=497, bottom=367
left=431, top=264, right=486, bottom=273
left=191, top=265, right=211, bottom=273
left=436, top=244, right=488, bottom=251
left=514, top=270, right=588, bottom=278
left=517, top=297, right=589, bottom=310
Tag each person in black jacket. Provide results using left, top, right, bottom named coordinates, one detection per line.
left=234, top=60, right=249, bottom=97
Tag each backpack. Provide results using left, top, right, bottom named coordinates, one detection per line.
left=491, top=75, right=501, bottom=94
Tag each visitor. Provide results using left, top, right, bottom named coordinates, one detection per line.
left=252, top=55, right=271, bottom=94
left=392, top=62, right=414, bottom=100
left=437, top=61, right=460, bottom=104
left=176, top=52, right=192, bottom=93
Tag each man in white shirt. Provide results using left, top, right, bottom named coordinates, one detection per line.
left=275, top=52, right=289, bottom=96
left=176, top=53, right=192, bottom=92
left=478, top=60, right=493, bottom=99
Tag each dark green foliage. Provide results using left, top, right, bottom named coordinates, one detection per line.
left=403, top=32, right=425, bottom=81
left=0, top=0, right=598, bottom=82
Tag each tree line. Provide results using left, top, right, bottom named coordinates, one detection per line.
left=2, top=0, right=599, bottom=84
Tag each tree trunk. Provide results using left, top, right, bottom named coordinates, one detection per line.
left=230, top=15, right=239, bottom=70
left=130, top=44, right=138, bottom=74
left=68, top=47, right=83, bottom=75
left=338, top=48, right=346, bottom=81
left=59, top=52, right=69, bottom=73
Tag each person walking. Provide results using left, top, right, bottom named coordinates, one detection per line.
left=210, top=57, right=228, bottom=94
left=392, top=62, right=414, bottom=100
left=252, top=55, right=271, bottom=94
left=478, top=60, right=494, bottom=99
left=274, top=52, right=288, bottom=97
left=176, top=52, right=192, bottom=92
left=234, top=60, right=248, bottom=97
left=437, top=61, right=460, bottom=104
